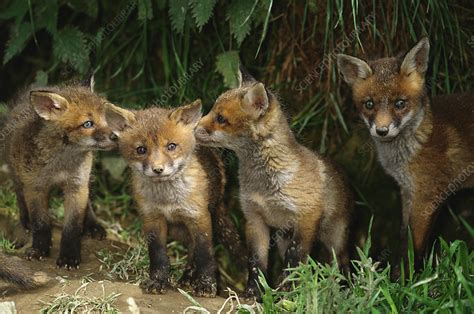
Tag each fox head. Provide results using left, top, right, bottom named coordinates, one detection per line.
left=197, top=65, right=276, bottom=150
left=111, top=100, right=202, bottom=181
left=30, top=78, right=124, bottom=150
left=337, top=37, right=430, bottom=141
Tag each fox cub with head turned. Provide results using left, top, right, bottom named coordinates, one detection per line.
left=108, top=100, right=244, bottom=297
left=196, top=67, right=354, bottom=299
left=337, top=38, right=474, bottom=268
left=3, top=78, right=120, bottom=269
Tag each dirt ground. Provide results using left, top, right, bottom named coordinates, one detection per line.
left=0, top=227, right=230, bottom=313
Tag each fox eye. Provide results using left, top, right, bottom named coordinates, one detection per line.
left=136, top=146, right=147, bottom=155
left=364, top=100, right=374, bottom=110
left=82, top=120, right=94, bottom=128
left=216, top=114, right=226, bottom=124
left=167, top=143, right=177, bottom=151
left=394, top=99, right=406, bottom=110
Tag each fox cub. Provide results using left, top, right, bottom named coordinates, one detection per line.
left=196, top=67, right=354, bottom=298
left=337, top=38, right=474, bottom=267
left=108, top=100, right=242, bottom=297
left=3, top=78, right=120, bottom=269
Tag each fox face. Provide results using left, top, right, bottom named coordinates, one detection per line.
left=30, top=87, right=122, bottom=150
left=111, top=100, right=202, bottom=181
left=337, top=38, right=430, bottom=141
left=197, top=75, right=270, bottom=150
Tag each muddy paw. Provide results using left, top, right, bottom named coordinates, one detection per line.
left=278, top=280, right=293, bottom=292
left=25, top=247, right=49, bottom=261
left=191, top=274, right=217, bottom=298
left=83, top=222, right=107, bottom=240
left=56, top=254, right=81, bottom=270
left=140, top=278, right=170, bottom=294
left=178, top=269, right=194, bottom=289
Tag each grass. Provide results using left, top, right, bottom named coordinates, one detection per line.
left=39, top=278, right=121, bottom=313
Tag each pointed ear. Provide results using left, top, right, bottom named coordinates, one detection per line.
left=400, top=37, right=430, bottom=77
left=105, top=104, right=136, bottom=132
left=238, top=63, right=256, bottom=88
left=30, top=91, right=69, bottom=121
left=336, top=54, right=373, bottom=86
left=169, top=99, right=202, bottom=128
left=241, top=83, right=268, bottom=119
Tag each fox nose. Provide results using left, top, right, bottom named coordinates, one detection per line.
left=109, top=133, right=118, bottom=141
left=376, top=127, right=389, bottom=137
left=153, top=167, right=163, bottom=175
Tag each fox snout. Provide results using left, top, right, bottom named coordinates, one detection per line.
left=87, top=126, right=119, bottom=150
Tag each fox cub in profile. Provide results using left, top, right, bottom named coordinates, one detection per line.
left=196, top=67, right=354, bottom=299
left=3, top=78, right=119, bottom=269
left=108, top=100, right=244, bottom=297
left=337, top=38, right=474, bottom=267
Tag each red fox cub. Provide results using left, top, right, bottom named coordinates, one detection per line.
left=107, top=100, right=244, bottom=297
left=196, top=66, right=353, bottom=299
left=3, top=78, right=120, bottom=269
left=337, top=38, right=474, bottom=268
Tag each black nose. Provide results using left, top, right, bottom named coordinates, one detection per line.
left=109, top=133, right=118, bottom=141
left=153, top=167, right=163, bottom=175
left=376, top=127, right=389, bottom=137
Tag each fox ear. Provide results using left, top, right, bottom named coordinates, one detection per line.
left=81, top=71, right=95, bottom=92
left=241, top=83, right=268, bottom=119
left=336, top=54, right=372, bottom=86
left=238, top=63, right=256, bottom=88
left=105, top=104, right=136, bottom=133
left=169, top=99, right=202, bottom=128
left=30, top=91, right=69, bottom=121
left=401, top=37, right=430, bottom=77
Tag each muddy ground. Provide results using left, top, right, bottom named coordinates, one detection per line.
left=0, top=226, right=231, bottom=313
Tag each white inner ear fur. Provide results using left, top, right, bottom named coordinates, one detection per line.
left=243, top=83, right=268, bottom=118
left=401, top=38, right=430, bottom=76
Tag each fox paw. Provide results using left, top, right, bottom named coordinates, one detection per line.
left=83, top=222, right=107, bottom=240
left=242, top=285, right=262, bottom=302
left=140, top=278, right=170, bottom=294
left=191, top=274, right=217, bottom=298
left=25, top=247, right=49, bottom=261
left=56, top=251, right=81, bottom=270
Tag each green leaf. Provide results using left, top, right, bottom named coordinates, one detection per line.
left=228, top=0, right=255, bottom=45
left=35, top=0, right=58, bottom=34
left=3, top=22, right=33, bottom=65
left=168, top=0, right=188, bottom=34
left=215, top=51, right=240, bottom=88
left=138, top=0, right=153, bottom=20
left=0, top=0, right=29, bottom=23
left=53, top=27, right=90, bottom=74
left=189, top=0, right=216, bottom=29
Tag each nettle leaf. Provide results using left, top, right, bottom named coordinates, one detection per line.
left=169, top=0, right=188, bottom=34
left=189, top=0, right=216, bottom=30
left=216, top=51, right=240, bottom=88
left=66, top=0, right=98, bottom=18
left=35, top=0, right=58, bottom=34
left=228, top=0, right=256, bottom=46
left=53, top=27, right=90, bottom=74
left=138, top=0, right=154, bottom=20
left=0, top=0, right=29, bottom=23
left=3, top=22, right=33, bottom=65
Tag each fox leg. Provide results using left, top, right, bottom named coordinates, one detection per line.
left=24, top=188, right=51, bottom=260
left=178, top=237, right=195, bottom=289
left=186, top=214, right=217, bottom=297
left=12, top=178, right=29, bottom=230
left=83, top=200, right=106, bottom=240
left=319, top=215, right=351, bottom=272
left=57, top=184, right=88, bottom=269
left=243, top=210, right=270, bottom=300
left=140, top=215, right=170, bottom=294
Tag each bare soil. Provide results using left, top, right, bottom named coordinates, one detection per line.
left=0, top=227, right=228, bottom=313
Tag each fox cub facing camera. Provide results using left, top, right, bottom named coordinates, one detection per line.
left=196, top=67, right=354, bottom=299
left=337, top=38, right=474, bottom=267
left=3, top=78, right=120, bottom=269
left=108, top=100, right=244, bottom=297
